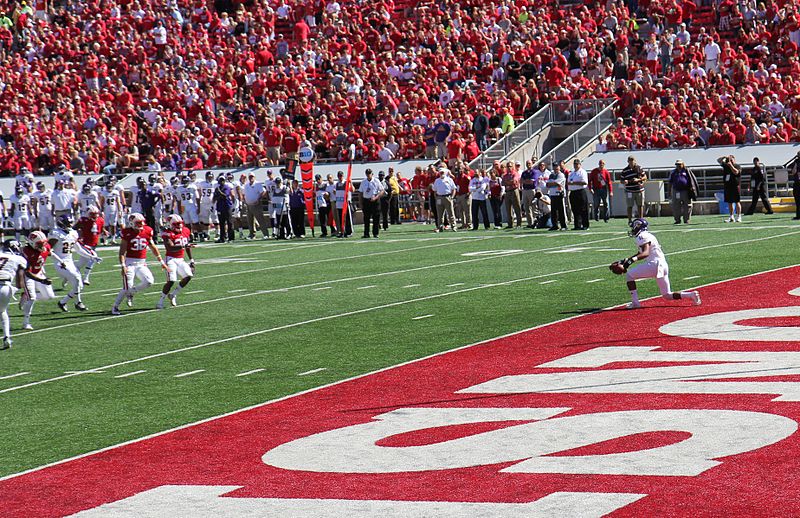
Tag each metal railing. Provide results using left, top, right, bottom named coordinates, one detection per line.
left=549, top=98, right=616, bottom=124
left=538, top=100, right=618, bottom=167
left=469, top=103, right=553, bottom=172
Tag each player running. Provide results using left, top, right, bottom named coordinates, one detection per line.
left=75, top=206, right=104, bottom=285
left=48, top=214, right=88, bottom=312
left=111, top=213, right=166, bottom=316
left=0, top=240, right=27, bottom=349
left=9, top=185, right=32, bottom=242
left=20, top=231, right=55, bottom=330
left=612, top=218, right=702, bottom=309
left=157, top=214, right=195, bottom=309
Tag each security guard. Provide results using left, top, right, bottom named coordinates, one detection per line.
left=359, top=169, right=385, bottom=238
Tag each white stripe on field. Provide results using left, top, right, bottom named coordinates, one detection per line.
left=236, top=369, right=265, bottom=377
left=446, top=283, right=464, bottom=287
left=356, top=285, right=376, bottom=290
left=540, top=280, right=558, bottom=285
left=114, top=370, right=146, bottom=379
left=298, top=368, right=326, bottom=376
left=684, top=275, right=701, bottom=280
left=586, top=278, right=605, bottom=283
left=184, top=290, right=205, bottom=295
left=174, top=370, right=205, bottom=378
left=0, top=372, right=29, bottom=380
left=228, top=289, right=247, bottom=293
left=412, top=314, right=434, bottom=320
left=403, top=284, right=421, bottom=288
left=313, top=287, right=332, bottom=291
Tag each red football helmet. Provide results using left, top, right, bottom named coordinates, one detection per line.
left=167, top=214, right=183, bottom=232
left=28, top=231, right=47, bottom=252
left=88, top=205, right=101, bottom=220
left=128, top=212, right=145, bottom=230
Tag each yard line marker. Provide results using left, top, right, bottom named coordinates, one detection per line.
left=185, top=290, right=205, bottom=295
left=412, top=314, right=434, bottom=320
left=8, top=262, right=791, bottom=485
left=403, top=284, right=421, bottom=288
left=446, top=283, right=464, bottom=287
left=357, top=285, right=376, bottom=290
left=63, top=370, right=105, bottom=374
left=586, top=278, right=604, bottom=283
left=684, top=275, right=702, bottom=280
left=298, top=368, right=327, bottom=376
left=174, top=370, right=205, bottom=378
left=0, top=372, right=29, bottom=380
left=228, top=289, right=247, bottom=293
left=540, top=280, right=558, bottom=285
left=236, top=368, right=265, bottom=377
left=313, top=287, right=332, bottom=291
left=114, top=370, right=145, bottom=379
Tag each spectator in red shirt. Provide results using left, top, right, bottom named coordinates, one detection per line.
left=589, top=159, right=613, bottom=222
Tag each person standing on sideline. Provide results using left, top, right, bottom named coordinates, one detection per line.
left=334, top=171, right=353, bottom=237
left=453, top=167, right=472, bottom=229
left=669, top=159, right=697, bottom=224
left=620, top=156, right=647, bottom=221
left=325, top=173, right=339, bottom=235
left=547, top=163, right=568, bottom=231
left=289, top=179, right=306, bottom=238
left=745, top=157, right=774, bottom=215
left=521, top=160, right=538, bottom=228
left=271, top=176, right=292, bottom=239
left=501, top=162, right=522, bottom=229
left=789, top=152, right=800, bottom=220
left=433, top=167, right=457, bottom=232
left=315, top=175, right=333, bottom=237
left=212, top=175, right=235, bottom=242
left=377, top=171, right=390, bottom=231
left=469, top=170, right=490, bottom=230
left=387, top=168, right=401, bottom=225
left=567, top=159, right=590, bottom=230
left=589, top=159, right=613, bottom=222
left=488, top=170, right=504, bottom=229
left=719, top=155, right=742, bottom=222
left=243, top=173, right=269, bottom=239
left=359, top=169, right=384, bottom=238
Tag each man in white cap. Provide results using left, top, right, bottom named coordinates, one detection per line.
left=432, top=167, right=457, bottom=232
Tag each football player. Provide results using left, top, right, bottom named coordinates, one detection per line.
left=111, top=212, right=166, bottom=315
left=31, top=182, right=54, bottom=232
left=77, top=180, right=100, bottom=218
left=15, top=167, right=35, bottom=193
left=48, top=214, right=88, bottom=312
left=128, top=176, right=146, bottom=215
left=0, top=240, right=27, bottom=349
left=620, top=218, right=702, bottom=309
left=53, top=164, right=76, bottom=190
left=157, top=214, right=194, bottom=309
left=145, top=173, right=164, bottom=236
left=9, top=185, right=32, bottom=242
left=74, top=206, right=104, bottom=285
left=20, top=231, right=55, bottom=330
left=99, top=176, right=124, bottom=245
left=197, top=171, right=217, bottom=241
left=177, top=174, right=200, bottom=241
left=164, top=176, right=179, bottom=216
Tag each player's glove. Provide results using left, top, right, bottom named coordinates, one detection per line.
left=621, top=256, right=636, bottom=270
left=189, top=260, right=195, bottom=273
left=40, top=277, right=52, bottom=286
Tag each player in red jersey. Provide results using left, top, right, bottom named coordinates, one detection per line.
left=111, top=213, right=166, bottom=315
left=74, top=205, right=104, bottom=285
left=157, top=214, right=195, bottom=309
left=20, top=231, right=55, bottom=330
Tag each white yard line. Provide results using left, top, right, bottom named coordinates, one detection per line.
left=356, top=285, right=376, bottom=290
left=5, top=232, right=796, bottom=399
left=586, top=279, right=605, bottom=283
left=184, top=290, right=205, bottom=295
left=0, top=372, right=29, bottom=380
left=298, top=368, right=327, bottom=376
left=446, top=283, right=465, bottom=287
left=6, top=261, right=795, bottom=485
left=228, top=289, right=247, bottom=293
left=412, top=314, right=434, bottom=320
left=236, top=369, right=265, bottom=377
left=114, top=370, right=146, bottom=379
left=403, top=284, right=421, bottom=288
left=313, top=287, right=332, bottom=291
left=174, top=370, right=205, bottom=378
left=540, top=280, right=558, bottom=285
left=684, top=275, right=702, bottom=280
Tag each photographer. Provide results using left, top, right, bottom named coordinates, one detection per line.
left=718, top=155, right=742, bottom=222
left=745, top=157, right=773, bottom=216
left=534, top=190, right=552, bottom=229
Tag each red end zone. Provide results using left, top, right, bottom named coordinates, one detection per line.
left=5, top=267, right=800, bottom=517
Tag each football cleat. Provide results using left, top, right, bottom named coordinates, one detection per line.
left=691, top=291, right=702, bottom=306
left=126, top=294, right=134, bottom=307
left=83, top=278, right=91, bottom=286
left=22, top=323, right=33, bottom=331
left=155, top=301, right=164, bottom=310
left=111, top=306, right=121, bottom=316
left=168, top=294, right=177, bottom=307
left=626, top=301, right=642, bottom=310
left=57, top=301, right=69, bottom=312
left=1, top=336, right=11, bottom=350
left=75, top=302, right=87, bottom=311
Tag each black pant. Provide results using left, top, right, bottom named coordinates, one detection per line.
left=380, top=197, right=390, bottom=229
left=318, top=206, right=331, bottom=236
left=362, top=199, right=380, bottom=237
left=290, top=206, right=305, bottom=237
left=471, top=199, right=489, bottom=229
left=745, top=186, right=772, bottom=215
left=489, top=197, right=503, bottom=226
left=389, top=194, right=400, bottom=224
left=275, top=211, right=291, bottom=239
left=795, top=187, right=800, bottom=218
left=569, top=189, right=590, bottom=229
left=217, top=207, right=234, bottom=241
left=338, top=202, right=353, bottom=236
left=550, top=194, right=567, bottom=229
left=429, top=196, right=439, bottom=228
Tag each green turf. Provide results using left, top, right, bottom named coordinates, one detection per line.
left=0, top=214, right=798, bottom=477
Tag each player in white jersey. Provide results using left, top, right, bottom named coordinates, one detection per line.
left=31, top=182, right=54, bottom=232
left=616, top=218, right=701, bottom=309
left=0, top=240, right=26, bottom=349
left=163, top=176, right=179, bottom=216
left=9, top=185, right=32, bottom=242
left=100, top=176, right=125, bottom=244
left=197, top=171, right=218, bottom=241
left=15, top=167, right=35, bottom=193
left=226, top=172, right=245, bottom=239
left=53, top=164, right=76, bottom=190
left=48, top=214, right=88, bottom=312
left=146, top=173, right=165, bottom=232
left=77, top=182, right=101, bottom=218
left=177, top=175, right=200, bottom=241
left=128, top=176, right=146, bottom=215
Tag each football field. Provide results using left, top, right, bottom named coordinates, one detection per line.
left=1, top=214, right=799, bottom=482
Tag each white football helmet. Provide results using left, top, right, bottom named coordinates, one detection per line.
left=28, top=231, right=47, bottom=251
left=128, top=212, right=145, bottom=230
left=167, top=214, right=183, bottom=231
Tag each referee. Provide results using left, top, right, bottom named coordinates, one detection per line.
left=359, top=169, right=384, bottom=238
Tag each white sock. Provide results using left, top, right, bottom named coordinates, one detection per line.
left=630, top=290, right=640, bottom=304
left=170, top=284, right=184, bottom=296
left=1, top=311, right=9, bottom=338
left=159, top=293, right=167, bottom=303
left=678, top=291, right=693, bottom=299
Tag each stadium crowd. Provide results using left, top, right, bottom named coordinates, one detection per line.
left=1, top=0, right=800, bottom=177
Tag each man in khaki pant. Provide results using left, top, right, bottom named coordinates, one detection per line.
left=243, top=173, right=269, bottom=239
left=433, top=167, right=457, bottom=232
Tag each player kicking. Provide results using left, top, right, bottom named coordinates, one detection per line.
left=157, top=215, right=195, bottom=309
left=20, top=231, right=55, bottom=330
left=111, top=213, right=166, bottom=315
left=75, top=206, right=104, bottom=285
left=48, top=214, right=88, bottom=312
left=0, top=240, right=27, bottom=349
left=611, top=218, right=701, bottom=309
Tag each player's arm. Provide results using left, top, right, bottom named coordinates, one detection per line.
left=118, top=239, right=128, bottom=275
left=147, top=238, right=167, bottom=269
left=621, top=242, right=651, bottom=269
left=14, top=263, right=24, bottom=290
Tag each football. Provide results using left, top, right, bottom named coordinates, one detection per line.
left=609, top=261, right=627, bottom=275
